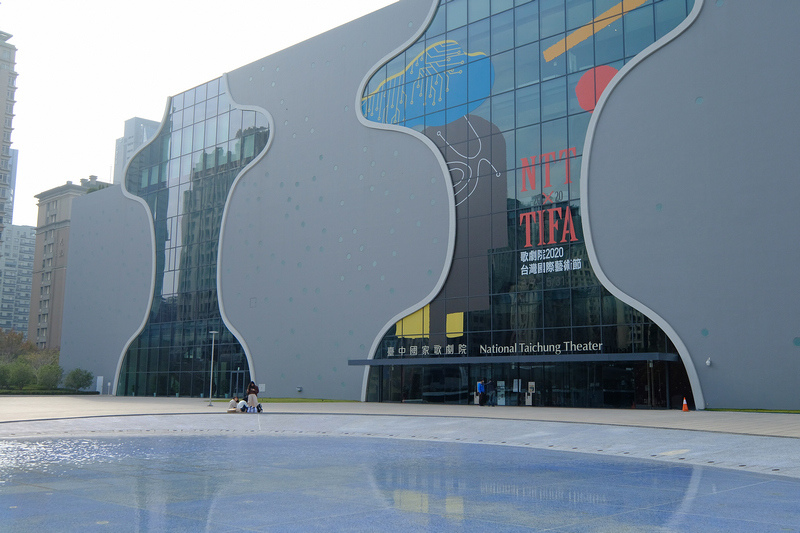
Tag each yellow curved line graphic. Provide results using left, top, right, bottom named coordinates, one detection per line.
left=543, top=0, right=649, bottom=62
left=363, top=39, right=488, bottom=101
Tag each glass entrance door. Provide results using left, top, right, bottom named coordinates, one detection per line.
left=229, top=369, right=246, bottom=399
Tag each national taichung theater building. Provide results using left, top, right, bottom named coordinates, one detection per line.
left=60, top=0, right=800, bottom=409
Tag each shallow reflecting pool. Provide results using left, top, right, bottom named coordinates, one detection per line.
left=1, top=435, right=799, bottom=532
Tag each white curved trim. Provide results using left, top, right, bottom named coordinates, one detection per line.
left=356, top=0, right=455, bottom=401
left=580, top=0, right=706, bottom=408
left=111, top=97, right=171, bottom=395
left=216, top=72, right=276, bottom=386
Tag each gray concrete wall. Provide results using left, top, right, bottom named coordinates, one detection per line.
left=219, top=0, right=450, bottom=400
left=583, top=0, right=800, bottom=409
left=59, top=185, right=153, bottom=392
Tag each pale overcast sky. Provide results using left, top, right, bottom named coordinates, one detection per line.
left=1, top=0, right=398, bottom=227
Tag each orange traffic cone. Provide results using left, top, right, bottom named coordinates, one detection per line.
left=682, top=397, right=689, bottom=412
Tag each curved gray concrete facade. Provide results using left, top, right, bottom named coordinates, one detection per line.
left=583, top=0, right=800, bottom=409
left=60, top=185, right=154, bottom=391
left=219, top=0, right=451, bottom=400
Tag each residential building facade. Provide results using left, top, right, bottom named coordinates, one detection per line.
left=29, top=176, right=108, bottom=349
left=0, top=224, right=34, bottom=336
left=0, top=31, right=17, bottom=242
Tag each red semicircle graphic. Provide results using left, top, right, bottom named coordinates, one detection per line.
left=575, top=65, right=619, bottom=112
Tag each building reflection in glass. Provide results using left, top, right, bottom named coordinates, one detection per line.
left=117, top=78, right=269, bottom=397
left=363, top=0, right=695, bottom=407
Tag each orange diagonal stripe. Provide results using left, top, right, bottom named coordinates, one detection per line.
left=543, top=0, right=649, bottom=62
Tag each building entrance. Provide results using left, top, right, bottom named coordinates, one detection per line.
left=229, top=369, right=246, bottom=399
left=366, top=358, right=694, bottom=409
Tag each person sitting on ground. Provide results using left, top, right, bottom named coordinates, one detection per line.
left=227, top=396, right=240, bottom=413
left=237, top=399, right=248, bottom=412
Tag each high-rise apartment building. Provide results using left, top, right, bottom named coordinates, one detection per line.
left=0, top=31, right=17, bottom=242
left=0, top=224, right=35, bottom=336
left=113, top=117, right=160, bottom=185
left=29, top=176, right=108, bottom=349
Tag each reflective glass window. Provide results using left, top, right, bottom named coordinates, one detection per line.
left=566, top=32, right=594, bottom=73
left=492, top=0, right=514, bottom=15
left=515, top=1, right=539, bottom=46
left=515, top=42, right=540, bottom=88
left=540, top=0, right=566, bottom=38
left=595, top=17, right=623, bottom=64
left=491, top=10, right=515, bottom=54
left=540, top=77, right=567, bottom=121
left=170, top=130, right=182, bottom=159
left=655, top=0, right=689, bottom=40
left=192, top=122, right=205, bottom=152
left=195, top=83, right=207, bottom=102
left=491, top=91, right=516, bottom=131
left=468, top=0, right=490, bottom=21
left=206, top=97, right=218, bottom=119
left=447, top=0, right=468, bottom=31
left=206, top=78, right=219, bottom=97
left=491, top=51, right=515, bottom=94
left=194, top=103, right=206, bottom=123
left=566, top=0, right=593, bottom=30
left=205, top=117, right=217, bottom=148
left=468, top=18, right=490, bottom=54
left=516, top=84, right=540, bottom=127
left=172, top=92, right=184, bottom=111
left=183, top=88, right=195, bottom=108
left=427, top=5, right=447, bottom=37
left=217, top=113, right=229, bottom=143
left=172, top=110, right=184, bottom=130
left=624, top=5, right=655, bottom=58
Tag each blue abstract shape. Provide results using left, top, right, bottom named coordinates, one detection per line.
left=362, top=40, right=494, bottom=127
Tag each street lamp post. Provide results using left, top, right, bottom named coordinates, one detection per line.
left=208, top=330, right=218, bottom=407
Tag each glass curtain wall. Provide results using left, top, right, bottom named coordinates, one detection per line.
left=118, top=78, right=269, bottom=397
left=363, top=0, right=694, bottom=407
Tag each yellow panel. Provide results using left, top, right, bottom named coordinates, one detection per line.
left=445, top=496, right=464, bottom=518
left=395, top=305, right=428, bottom=339
left=393, top=490, right=429, bottom=513
left=446, top=312, right=464, bottom=339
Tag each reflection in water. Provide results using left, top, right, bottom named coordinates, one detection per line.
left=1, top=436, right=795, bottom=531
left=0, top=439, right=127, bottom=472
